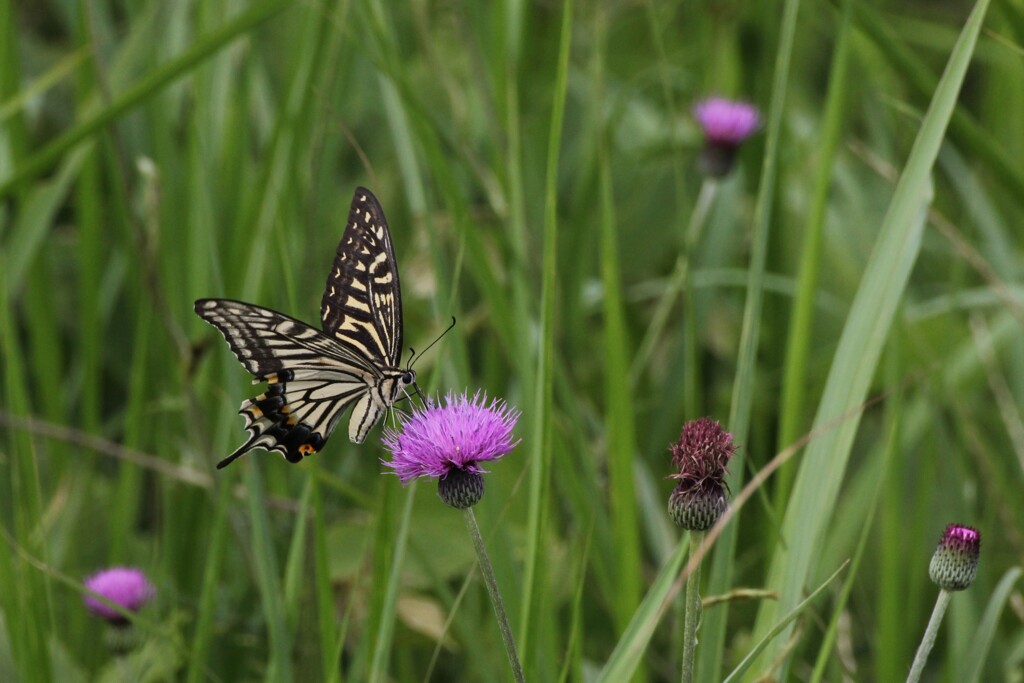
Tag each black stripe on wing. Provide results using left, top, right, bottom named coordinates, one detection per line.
left=320, top=187, right=404, bottom=366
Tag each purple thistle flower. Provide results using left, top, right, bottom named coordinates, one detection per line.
left=693, top=97, right=761, bottom=177
left=83, top=567, right=156, bottom=625
left=929, top=524, right=981, bottom=591
left=694, top=97, right=761, bottom=144
left=383, top=391, right=521, bottom=507
left=668, top=417, right=737, bottom=530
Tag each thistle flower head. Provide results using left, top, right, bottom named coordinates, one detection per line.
left=83, top=567, right=156, bottom=624
left=929, top=524, right=981, bottom=591
left=694, top=97, right=761, bottom=145
left=382, top=391, right=521, bottom=508
left=670, top=417, right=736, bottom=487
left=668, top=417, right=736, bottom=530
left=693, top=97, right=761, bottom=177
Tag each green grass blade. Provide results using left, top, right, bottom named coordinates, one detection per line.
left=776, top=0, right=854, bottom=479
left=0, top=0, right=291, bottom=197
left=4, top=149, right=87, bottom=291
left=0, top=256, right=55, bottom=678
left=243, top=465, right=294, bottom=682
left=722, top=561, right=848, bottom=683
left=0, top=48, right=87, bottom=126
left=593, top=5, right=641, bottom=637
left=699, top=0, right=802, bottom=677
left=556, top=527, right=592, bottom=683
left=311, top=478, right=339, bottom=681
left=810, top=416, right=891, bottom=682
left=0, top=0, right=27, bottom=173
left=283, top=480, right=313, bottom=635
left=367, top=483, right=416, bottom=683
left=747, top=0, right=992, bottom=675
left=185, top=483, right=231, bottom=683
left=853, top=2, right=1024, bottom=200
left=593, top=539, right=688, bottom=683
left=957, top=567, right=1023, bottom=683
left=519, top=0, right=572, bottom=664
left=239, top=1, right=330, bottom=299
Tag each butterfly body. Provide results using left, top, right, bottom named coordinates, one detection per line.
left=196, top=188, right=414, bottom=468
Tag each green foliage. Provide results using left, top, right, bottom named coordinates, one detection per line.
left=1, top=0, right=1020, bottom=680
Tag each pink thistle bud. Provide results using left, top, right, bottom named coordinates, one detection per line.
left=929, top=524, right=980, bottom=591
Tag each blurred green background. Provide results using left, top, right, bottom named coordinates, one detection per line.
left=1, top=0, right=1021, bottom=681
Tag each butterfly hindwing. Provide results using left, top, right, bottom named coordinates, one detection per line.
left=320, top=187, right=404, bottom=366
left=195, top=299, right=384, bottom=467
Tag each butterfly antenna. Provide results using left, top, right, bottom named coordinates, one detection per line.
left=408, top=316, right=457, bottom=370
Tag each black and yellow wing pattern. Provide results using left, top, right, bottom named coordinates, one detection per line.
left=195, top=187, right=415, bottom=469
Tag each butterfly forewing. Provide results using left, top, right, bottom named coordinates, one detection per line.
left=320, top=187, right=403, bottom=366
left=194, top=299, right=365, bottom=376
left=194, top=187, right=414, bottom=469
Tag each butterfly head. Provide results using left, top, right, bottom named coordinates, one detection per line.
left=402, top=369, right=418, bottom=400
left=391, top=367, right=421, bottom=407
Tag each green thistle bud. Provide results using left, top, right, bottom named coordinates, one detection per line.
left=668, top=482, right=727, bottom=531
left=928, top=524, right=980, bottom=591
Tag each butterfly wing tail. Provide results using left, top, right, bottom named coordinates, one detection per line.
left=216, top=442, right=252, bottom=469
left=216, top=390, right=329, bottom=468
left=216, top=405, right=277, bottom=469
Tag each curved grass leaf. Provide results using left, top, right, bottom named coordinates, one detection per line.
left=746, top=0, right=993, bottom=676
left=0, top=0, right=291, bottom=198
left=745, top=0, right=991, bottom=675
left=957, top=567, right=1023, bottom=683
left=593, top=538, right=687, bottom=683
left=723, top=561, right=849, bottom=683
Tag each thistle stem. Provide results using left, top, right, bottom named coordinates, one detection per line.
left=681, top=531, right=704, bottom=683
left=463, top=507, right=525, bottom=683
left=631, top=178, right=717, bottom=391
left=907, top=589, right=952, bottom=683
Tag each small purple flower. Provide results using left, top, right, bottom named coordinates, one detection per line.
left=83, top=567, right=156, bottom=624
left=694, top=97, right=761, bottom=144
left=383, top=391, right=521, bottom=508
left=668, top=417, right=737, bottom=530
left=693, top=97, right=761, bottom=177
left=929, top=524, right=981, bottom=591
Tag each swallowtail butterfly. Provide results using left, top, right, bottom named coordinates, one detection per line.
left=195, top=187, right=416, bottom=469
